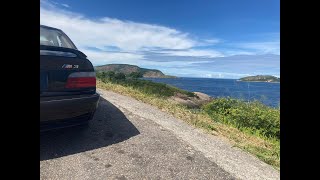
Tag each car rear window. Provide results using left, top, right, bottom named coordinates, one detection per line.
left=40, top=26, right=77, bottom=49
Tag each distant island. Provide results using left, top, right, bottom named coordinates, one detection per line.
left=239, top=75, right=280, bottom=83
left=95, top=64, right=177, bottom=78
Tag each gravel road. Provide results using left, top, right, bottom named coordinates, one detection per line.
left=40, top=89, right=280, bottom=180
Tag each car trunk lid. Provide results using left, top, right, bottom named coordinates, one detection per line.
left=40, top=45, right=96, bottom=97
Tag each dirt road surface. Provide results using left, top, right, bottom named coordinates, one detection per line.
left=40, top=89, right=279, bottom=180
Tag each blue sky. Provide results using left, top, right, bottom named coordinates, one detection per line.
left=40, top=0, right=280, bottom=78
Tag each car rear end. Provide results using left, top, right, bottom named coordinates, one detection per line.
left=40, top=25, right=100, bottom=131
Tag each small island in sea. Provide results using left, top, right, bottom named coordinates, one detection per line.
left=238, top=75, right=280, bottom=83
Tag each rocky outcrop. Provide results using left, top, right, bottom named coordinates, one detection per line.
left=143, top=71, right=165, bottom=78
left=170, top=92, right=214, bottom=108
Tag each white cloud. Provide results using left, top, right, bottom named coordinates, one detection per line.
left=42, top=0, right=69, bottom=8
left=41, top=1, right=197, bottom=52
left=160, top=49, right=224, bottom=58
left=61, top=3, right=70, bottom=8
left=235, top=41, right=280, bottom=55
left=203, top=38, right=221, bottom=44
left=223, top=50, right=255, bottom=56
left=84, top=50, right=144, bottom=65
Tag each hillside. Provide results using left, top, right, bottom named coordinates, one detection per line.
left=239, top=75, right=280, bottom=83
left=95, top=64, right=176, bottom=78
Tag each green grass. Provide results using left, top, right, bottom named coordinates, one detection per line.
left=203, top=98, right=280, bottom=139
left=97, top=79, right=280, bottom=170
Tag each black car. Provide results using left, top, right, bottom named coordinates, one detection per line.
left=40, top=25, right=100, bottom=131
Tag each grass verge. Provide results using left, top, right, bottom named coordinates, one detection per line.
left=97, top=80, right=280, bottom=170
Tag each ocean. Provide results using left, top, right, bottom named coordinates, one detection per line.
left=144, top=77, right=280, bottom=107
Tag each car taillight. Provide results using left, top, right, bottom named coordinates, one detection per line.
left=65, top=72, right=96, bottom=89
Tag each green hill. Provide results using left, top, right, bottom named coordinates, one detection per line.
left=95, top=64, right=176, bottom=78
left=239, top=75, right=280, bottom=82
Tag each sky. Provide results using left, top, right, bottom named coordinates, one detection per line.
left=40, top=0, right=280, bottom=79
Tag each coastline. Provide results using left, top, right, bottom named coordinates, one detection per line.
left=236, top=80, right=280, bottom=83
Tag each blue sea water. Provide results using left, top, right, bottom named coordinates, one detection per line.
left=144, top=77, right=280, bottom=107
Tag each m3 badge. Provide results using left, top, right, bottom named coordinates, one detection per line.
left=62, top=64, right=79, bottom=69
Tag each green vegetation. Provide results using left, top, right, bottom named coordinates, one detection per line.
left=239, top=75, right=280, bottom=82
left=128, top=71, right=144, bottom=79
left=203, top=98, right=280, bottom=139
left=96, top=71, right=195, bottom=97
left=96, top=74, right=280, bottom=169
left=95, top=64, right=177, bottom=78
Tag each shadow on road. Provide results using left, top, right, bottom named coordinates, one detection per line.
left=40, top=97, right=140, bottom=161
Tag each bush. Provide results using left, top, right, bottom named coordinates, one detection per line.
left=203, top=98, right=280, bottom=139
left=128, top=72, right=143, bottom=79
left=114, top=72, right=126, bottom=81
left=105, top=71, right=115, bottom=80
left=97, top=71, right=126, bottom=82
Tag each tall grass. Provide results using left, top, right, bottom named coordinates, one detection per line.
left=203, top=98, right=280, bottom=139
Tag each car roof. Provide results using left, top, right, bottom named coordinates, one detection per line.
left=40, top=25, right=62, bottom=32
